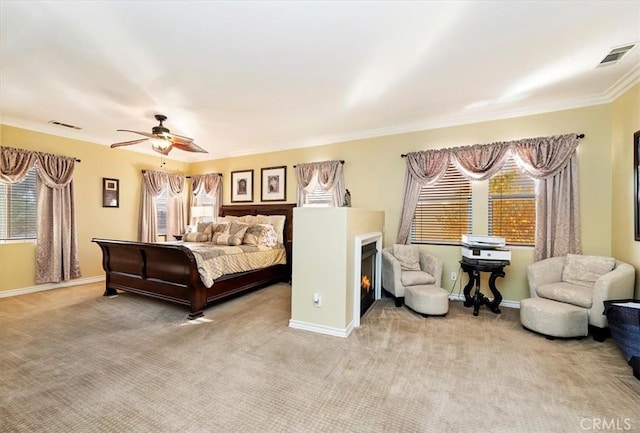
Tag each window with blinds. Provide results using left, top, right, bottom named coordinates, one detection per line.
left=0, top=167, right=38, bottom=240
left=157, top=188, right=168, bottom=235
left=411, top=163, right=472, bottom=244
left=488, top=155, right=535, bottom=245
left=194, top=189, right=215, bottom=222
left=303, top=182, right=335, bottom=207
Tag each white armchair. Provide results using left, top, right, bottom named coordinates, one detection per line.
left=382, top=244, right=443, bottom=307
left=525, top=254, right=635, bottom=341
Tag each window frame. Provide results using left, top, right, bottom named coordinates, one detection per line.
left=0, top=166, right=38, bottom=242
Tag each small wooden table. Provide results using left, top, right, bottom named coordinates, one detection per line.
left=460, top=258, right=509, bottom=316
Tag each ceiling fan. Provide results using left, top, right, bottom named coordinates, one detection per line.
left=111, top=114, right=207, bottom=155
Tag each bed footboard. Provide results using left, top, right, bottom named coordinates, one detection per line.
left=92, top=239, right=207, bottom=319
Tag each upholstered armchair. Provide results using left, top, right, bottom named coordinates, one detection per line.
left=524, top=254, right=635, bottom=341
left=382, top=244, right=443, bottom=307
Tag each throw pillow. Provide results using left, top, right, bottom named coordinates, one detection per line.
left=203, top=223, right=227, bottom=236
left=257, top=214, right=286, bottom=244
left=242, top=224, right=267, bottom=246
left=259, top=224, right=278, bottom=247
left=392, top=244, right=421, bottom=271
left=211, top=222, right=249, bottom=246
left=561, top=254, right=616, bottom=288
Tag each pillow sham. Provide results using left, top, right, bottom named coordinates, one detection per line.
left=211, top=222, right=249, bottom=246
left=183, top=232, right=210, bottom=242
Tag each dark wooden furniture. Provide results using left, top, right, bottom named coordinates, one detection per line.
left=92, top=203, right=295, bottom=319
left=460, top=258, right=509, bottom=316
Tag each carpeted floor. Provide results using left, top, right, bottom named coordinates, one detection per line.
left=1, top=282, right=638, bottom=433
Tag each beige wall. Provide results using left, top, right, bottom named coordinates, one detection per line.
left=2, top=85, right=636, bottom=300
left=611, top=83, right=640, bottom=298
left=191, top=103, right=616, bottom=302
left=0, top=125, right=188, bottom=292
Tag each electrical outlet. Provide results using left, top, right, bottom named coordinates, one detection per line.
left=450, top=272, right=457, bottom=281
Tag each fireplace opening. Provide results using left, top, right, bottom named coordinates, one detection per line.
left=360, top=242, right=378, bottom=316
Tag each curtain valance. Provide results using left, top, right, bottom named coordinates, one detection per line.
left=397, top=133, right=581, bottom=261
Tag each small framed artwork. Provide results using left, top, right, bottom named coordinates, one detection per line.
left=634, top=130, right=640, bottom=240
left=261, top=166, right=287, bottom=202
left=102, top=178, right=119, bottom=208
left=231, top=170, right=254, bottom=203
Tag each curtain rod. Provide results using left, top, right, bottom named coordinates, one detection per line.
left=293, top=160, right=344, bottom=168
left=141, top=170, right=224, bottom=178
left=400, top=134, right=585, bottom=158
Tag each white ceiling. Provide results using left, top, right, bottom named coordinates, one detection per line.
left=1, top=1, right=639, bottom=163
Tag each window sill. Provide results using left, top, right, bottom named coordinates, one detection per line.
left=0, top=239, right=37, bottom=245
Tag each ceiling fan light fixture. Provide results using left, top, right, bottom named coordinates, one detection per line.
left=150, top=137, right=171, bottom=149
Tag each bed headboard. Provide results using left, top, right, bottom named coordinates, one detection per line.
left=219, top=203, right=296, bottom=260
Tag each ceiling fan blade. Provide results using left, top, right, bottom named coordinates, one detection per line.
left=116, top=129, right=157, bottom=139
left=171, top=140, right=208, bottom=153
left=110, top=138, right=150, bottom=148
left=166, top=132, right=194, bottom=143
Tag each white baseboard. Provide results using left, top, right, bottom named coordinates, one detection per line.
left=448, top=292, right=520, bottom=309
left=288, top=319, right=354, bottom=338
left=0, top=275, right=105, bottom=298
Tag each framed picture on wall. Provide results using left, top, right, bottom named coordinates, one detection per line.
left=261, top=166, right=286, bottom=202
left=231, top=170, right=254, bottom=203
left=634, top=130, right=640, bottom=240
left=102, top=178, right=119, bottom=208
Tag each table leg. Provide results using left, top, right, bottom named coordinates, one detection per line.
left=486, top=270, right=505, bottom=314
left=462, top=269, right=475, bottom=308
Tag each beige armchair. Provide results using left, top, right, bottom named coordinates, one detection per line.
left=382, top=244, right=443, bottom=307
left=524, top=254, right=635, bottom=341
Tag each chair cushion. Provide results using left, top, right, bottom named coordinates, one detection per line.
left=561, top=254, right=615, bottom=288
left=392, top=244, right=420, bottom=271
left=401, top=270, right=436, bottom=286
left=536, top=281, right=593, bottom=309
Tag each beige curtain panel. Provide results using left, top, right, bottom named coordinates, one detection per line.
left=139, top=170, right=187, bottom=242
left=0, top=146, right=81, bottom=284
left=191, top=173, right=222, bottom=220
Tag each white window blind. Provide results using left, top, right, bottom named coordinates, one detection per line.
left=489, top=155, right=535, bottom=246
left=411, top=163, right=472, bottom=244
left=0, top=167, right=38, bottom=240
left=303, top=181, right=335, bottom=207
left=157, top=188, right=168, bottom=235
left=194, top=189, right=215, bottom=223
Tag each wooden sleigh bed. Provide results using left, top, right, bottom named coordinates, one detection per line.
left=92, top=203, right=294, bottom=319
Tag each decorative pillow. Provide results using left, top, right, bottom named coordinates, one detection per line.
left=242, top=224, right=268, bottom=246
left=211, top=222, right=249, bottom=246
left=392, top=244, right=421, bottom=271
left=257, top=214, right=286, bottom=244
left=561, top=254, right=616, bottom=288
left=197, top=222, right=211, bottom=233
left=259, top=224, right=278, bottom=248
left=183, top=232, right=210, bottom=242
left=203, top=223, right=227, bottom=236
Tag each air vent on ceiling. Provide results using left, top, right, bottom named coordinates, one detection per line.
left=598, top=43, right=636, bottom=67
left=48, top=120, right=82, bottom=130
